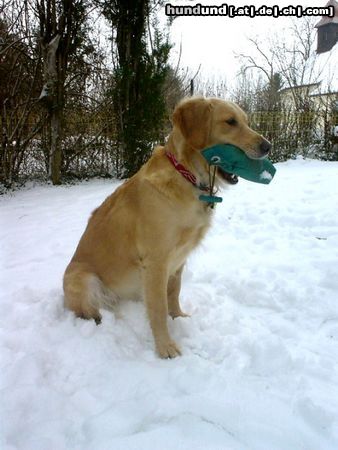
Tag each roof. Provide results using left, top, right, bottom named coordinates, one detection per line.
left=315, top=0, right=338, bottom=27
left=279, top=83, right=319, bottom=94
left=310, top=91, right=338, bottom=97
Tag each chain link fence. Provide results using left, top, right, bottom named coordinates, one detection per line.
left=2, top=107, right=338, bottom=188
left=249, top=109, right=338, bottom=162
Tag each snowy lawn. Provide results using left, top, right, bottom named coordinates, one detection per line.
left=1, top=158, right=338, bottom=450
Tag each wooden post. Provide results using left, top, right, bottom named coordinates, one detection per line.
left=190, top=79, right=194, bottom=96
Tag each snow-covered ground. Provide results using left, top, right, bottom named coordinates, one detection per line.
left=1, top=158, right=338, bottom=450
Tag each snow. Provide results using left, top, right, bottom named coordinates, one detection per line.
left=1, top=158, right=338, bottom=450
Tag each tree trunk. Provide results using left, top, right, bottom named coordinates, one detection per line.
left=114, top=0, right=148, bottom=177
left=49, top=106, right=62, bottom=184
left=40, top=34, right=62, bottom=184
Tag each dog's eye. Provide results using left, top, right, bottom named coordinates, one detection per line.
left=226, top=118, right=237, bottom=126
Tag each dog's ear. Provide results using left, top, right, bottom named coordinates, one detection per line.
left=173, top=98, right=212, bottom=149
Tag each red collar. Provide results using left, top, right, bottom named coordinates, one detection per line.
left=166, top=151, right=209, bottom=192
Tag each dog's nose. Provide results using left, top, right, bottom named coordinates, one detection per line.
left=260, top=138, right=271, bottom=155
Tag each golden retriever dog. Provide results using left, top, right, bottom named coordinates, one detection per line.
left=63, top=97, right=271, bottom=358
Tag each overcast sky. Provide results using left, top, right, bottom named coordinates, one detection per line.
left=166, top=0, right=329, bottom=87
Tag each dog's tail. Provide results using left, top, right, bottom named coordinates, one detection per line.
left=63, top=262, right=117, bottom=322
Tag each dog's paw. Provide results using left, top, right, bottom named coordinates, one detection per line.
left=156, top=339, right=181, bottom=359
left=169, top=309, right=190, bottom=320
left=78, top=312, right=102, bottom=325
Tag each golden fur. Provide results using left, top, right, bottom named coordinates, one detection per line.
left=63, top=97, right=270, bottom=358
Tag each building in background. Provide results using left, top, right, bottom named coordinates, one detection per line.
left=315, top=0, right=338, bottom=54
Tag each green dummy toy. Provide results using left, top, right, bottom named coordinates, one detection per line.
left=199, top=143, right=276, bottom=205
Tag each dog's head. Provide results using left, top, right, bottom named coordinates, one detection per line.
left=172, top=97, right=271, bottom=182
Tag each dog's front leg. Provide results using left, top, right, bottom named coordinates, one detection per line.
left=142, top=261, right=181, bottom=358
left=168, top=265, right=189, bottom=319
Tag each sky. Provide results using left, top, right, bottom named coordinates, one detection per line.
left=166, top=0, right=331, bottom=87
